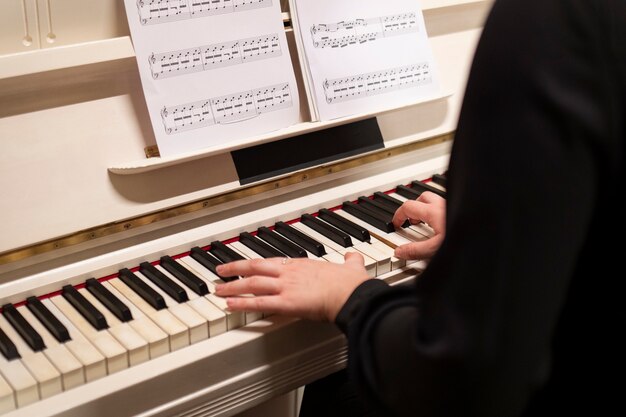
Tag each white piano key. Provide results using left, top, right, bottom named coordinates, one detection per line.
left=229, top=241, right=264, bottom=260
left=155, top=265, right=227, bottom=337
left=334, top=209, right=414, bottom=247
left=49, top=296, right=128, bottom=374
left=101, top=281, right=170, bottom=358
left=369, top=236, right=406, bottom=270
left=178, top=256, right=246, bottom=330
left=352, top=242, right=391, bottom=276
left=78, top=288, right=149, bottom=366
left=16, top=306, right=84, bottom=390
left=0, top=314, right=62, bottom=399
left=41, top=299, right=107, bottom=382
left=0, top=349, right=39, bottom=407
left=107, top=278, right=189, bottom=352
left=0, top=373, right=15, bottom=413
left=134, top=271, right=208, bottom=344
left=291, top=222, right=349, bottom=255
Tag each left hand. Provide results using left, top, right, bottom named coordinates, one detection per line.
left=214, top=252, right=370, bottom=322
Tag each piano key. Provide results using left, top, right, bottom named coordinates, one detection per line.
left=411, top=180, right=446, bottom=198
left=140, top=262, right=189, bottom=303
left=25, top=297, right=70, bottom=344
left=274, top=221, right=326, bottom=257
left=160, top=255, right=209, bottom=296
left=342, top=201, right=395, bottom=233
left=357, top=196, right=395, bottom=216
left=16, top=306, right=84, bottom=390
left=0, top=314, right=62, bottom=399
left=85, top=278, right=133, bottom=323
left=154, top=264, right=227, bottom=337
left=318, top=209, right=370, bottom=243
left=107, top=278, right=189, bottom=352
left=0, top=326, right=19, bottom=361
left=291, top=222, right=349, bottom=255
left=301, top=213, right=352, bottom=248
left=229, top=240, right=265, bottom=260
left=395, top=184, right=421, bottom=200
left=2, top=303, right=46, bottom=353
left=40, top=299, right=107, bottom=382
left=431, top=173, right=447, bottom=188
left=335, top=208, right=413, bottom=247
left=0, top=347, right=39, bottom=407
left=257, top=226, right=308, bottom=258
left=49, top=296, right=128, bottom=374
left=61, top=285, right=108, bottom=331
left=239, top=232, right=285, bottom=258
left=373, top=191, right=403, bottom=211
left=0, top=373, right=15, bottom=413
left=78, top=288, right=149, bottom=366
left=190, top=247, right=239, bottom=282
left=119, top=268, right=166, bottom=311
left=209, top=240, right=246, bottom=263
left=134, top=271, right=208, bottom=344
left=100, top=281, right=171, bottom=357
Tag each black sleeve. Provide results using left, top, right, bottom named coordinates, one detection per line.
left=336, top=1, right=625, bottom=416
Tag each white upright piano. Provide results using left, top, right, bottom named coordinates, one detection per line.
left=0, top=1, right=493, bottom=416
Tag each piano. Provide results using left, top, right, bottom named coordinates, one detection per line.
left=0, top=1, right=494, bottom=416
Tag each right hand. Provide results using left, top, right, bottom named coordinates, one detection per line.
left=391, top=191, right=446, bottom=260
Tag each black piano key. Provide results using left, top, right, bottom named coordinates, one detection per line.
left=239, top=232, right=285, bottom=258
left=119, top=268, right=166, bottom=310
left=432, top=173, right=447, bottom=188
left=373, top=191, right=403, bottom=211
left=85, top=278, right=133, bottom=322
left=0, top=326, right=20, bottom=360
left=411, top=180, right=447, bottom=198
left=26, top=296, right=71, bottom=343
left=257, top=227, right=308, bottom=258
left=190, top=247, right=239, bottom=282
left=395, top=184, right=422, bottom=200
left=62, top=285, right=108, bottom=331
left=357, top=197, right=410, bottom=228
left=275, top=221, right=326, bottom=257
left=2, top=303, right=46, bottom=351
left=318, top=208, right=370, bottom=242
left=209, top=241, right=246, bottom=263
left=301, top=213, right=352, bottom=248
left=160, top=255, right=209, bottom=296
left=139, top=262, right=189, bottom=303
left=342, top=201, right=395, bottom=233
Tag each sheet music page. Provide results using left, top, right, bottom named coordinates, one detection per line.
left=123, top=0, right=300, bottom=158
left=291, top=0, right=440, bottom=122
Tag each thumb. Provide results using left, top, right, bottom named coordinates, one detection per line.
left=394, top=239, right=441, bottom=260
left=343, top=251, right=365, bottom=268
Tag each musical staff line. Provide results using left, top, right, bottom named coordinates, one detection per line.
left=148, top=33, right=282, bottom=79
left=137, top=0, right=272, bottom=25
left=323, top=63, right=431, bottom=104
left=161, top=82, right=293, bottom=134
left=310, top=12, right=418, bottom=49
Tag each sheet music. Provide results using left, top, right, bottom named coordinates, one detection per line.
left=124, top=0, right=299, bottom=157
left=291, top=0, right=440, bottom=121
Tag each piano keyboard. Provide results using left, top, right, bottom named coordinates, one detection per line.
left=0, top=176, right=446, bottom=416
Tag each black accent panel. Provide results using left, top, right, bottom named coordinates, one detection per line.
left=232, top=118, right=384, bottom=185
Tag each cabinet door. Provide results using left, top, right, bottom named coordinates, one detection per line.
left=0, top=0, right=40, bottom=55
left=36, top=0, right=129, bottom=48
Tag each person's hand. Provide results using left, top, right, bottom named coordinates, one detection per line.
left=392, top=191, right=446, bottom=260
left=214, top=252, right=370, bottom=322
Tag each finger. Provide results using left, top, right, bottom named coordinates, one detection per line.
left=394, top=235, right=443, bottom=260
left=214, top=276, right=280, bottom=297
left=416, top=191, right=445, bottom=206
left=392, top=201, right=440, bottom=228
left=216, top=258, right=282, bottom=278
left=225, top=295, right=282, bottom=314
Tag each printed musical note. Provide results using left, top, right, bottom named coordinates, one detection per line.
left=137, top=0, right=272, bottom=25
left=310, top=12, right=418, bottom=49
left=161, top=82, right=293, bottom=133
left=323, top=63, right=431, bottom=104
left=149, top=34, right=282, bottom=79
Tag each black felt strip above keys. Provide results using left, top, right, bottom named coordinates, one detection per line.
left=0, top=326, right=20, bottom=360
left=160, top=255, right=209, bottom=296
left=2, top=303, right=46, bottom=351
left=119, top=268, right=166, bottom=310
left=318, top=209, right=370, bottom=242
left=62, top=286, right=108, bottom=331
left=86, top=278, right=133, bottom=322
left=274, top=221, right=326, bottom=257
left=342, top=201, right=395, bottom=233
left=301, top=213, right=352, bottom=248
left=190, top=246, right=239, bottom=282
left=411, top=180, right=446, bottom=198
left=257, top=227, right=308, bottom=258
left=239, top=232, right=285, bottom=258
left=209, top=241, right=246, bottom=263
left=26, top=296, right=71, bottom=343
left=139, top=262, right=189, bottom=303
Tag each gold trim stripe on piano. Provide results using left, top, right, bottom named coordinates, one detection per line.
left=0, top=132, right=453, bottom=266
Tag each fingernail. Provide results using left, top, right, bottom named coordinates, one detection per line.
left=214, top=283, right=223, bottom=294
left=216, top=265, right=224, bottom=274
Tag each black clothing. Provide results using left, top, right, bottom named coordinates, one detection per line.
left=332, top=0, right=626, bottom=416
